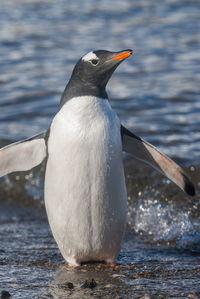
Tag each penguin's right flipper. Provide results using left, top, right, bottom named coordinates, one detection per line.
left=121, top=125, right=195, bottom=196
left=0, top=131, right=47, bottom=178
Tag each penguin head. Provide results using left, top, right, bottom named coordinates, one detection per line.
left=70, top=49, right=133, bottom=89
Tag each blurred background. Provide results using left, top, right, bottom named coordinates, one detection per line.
left=0, top=0, right=200, bottom=297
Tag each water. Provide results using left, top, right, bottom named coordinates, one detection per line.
left=0, top=0, right=200, bottom=297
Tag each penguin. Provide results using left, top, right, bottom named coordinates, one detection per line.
left=0, top=49, right=195, bottom=266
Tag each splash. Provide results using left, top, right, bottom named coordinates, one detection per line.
left=128, top=195, right=200, bottom=250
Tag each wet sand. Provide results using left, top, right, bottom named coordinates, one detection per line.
left=0, top=187, right=200, bottom=298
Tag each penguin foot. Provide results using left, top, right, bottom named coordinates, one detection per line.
left=105, top=259, right=119, bottom=269
left=105, top=262, right=119, bottom=269
left=67, top=263, right=80, bottom=268
left=65, top=257, right=81, bottom=267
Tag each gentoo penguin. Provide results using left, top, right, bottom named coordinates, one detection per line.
left=0, top=49, right=195, bottom=266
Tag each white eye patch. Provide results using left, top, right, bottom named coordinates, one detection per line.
left=82, top=51, right=98, bottom=62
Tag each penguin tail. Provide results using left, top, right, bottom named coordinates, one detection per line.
left=121, top=125, right=195, bottom=196
left=0, top=131, right=47, bottom=178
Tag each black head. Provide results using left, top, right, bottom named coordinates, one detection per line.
left=60, top=49, right=133, bottom=107
left=72, top=49, right=133, bottom=87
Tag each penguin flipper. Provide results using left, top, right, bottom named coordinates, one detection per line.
left=0, top=131, right=47, bottom=178
left=121, top=125, right=195, bottom=196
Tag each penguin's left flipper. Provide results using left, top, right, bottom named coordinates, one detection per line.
left=0, top=131, right=47, bottom=178
left=121, top=125, right=195, bottom=196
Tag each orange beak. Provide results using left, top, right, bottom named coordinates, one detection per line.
left=110, top=50, right=133, bottom=60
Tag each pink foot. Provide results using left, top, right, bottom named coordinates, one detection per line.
left=105, top=261, right=119, bottom=269
left=66, top=258, right=81, bottom=268
left=67, top=263, right=79, bottom=268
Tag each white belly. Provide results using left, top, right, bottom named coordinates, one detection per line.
left=45, top=96, right=127, bottom=265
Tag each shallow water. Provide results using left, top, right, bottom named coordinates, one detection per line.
left=0, top=195, right=200, bottom=298
left=0, top=0, right=200, bottom=298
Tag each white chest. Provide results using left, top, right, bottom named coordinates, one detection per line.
left=49, top=96, right=121, bottom=153
left=45, top=96, right=127, bottom=265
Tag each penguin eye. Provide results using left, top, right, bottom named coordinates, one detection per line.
left=90, top=59, right=99, bottom=66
